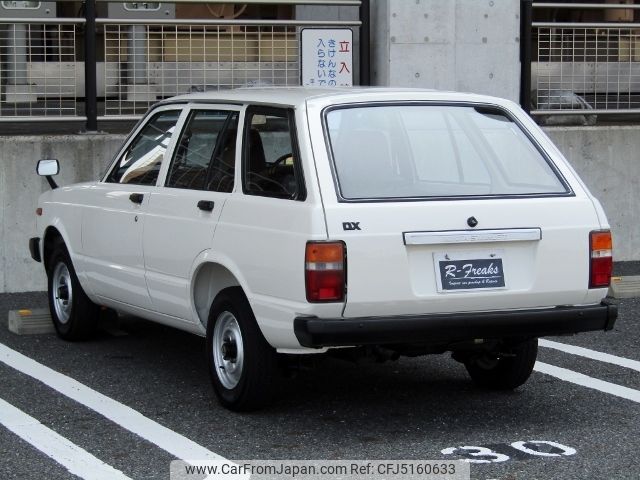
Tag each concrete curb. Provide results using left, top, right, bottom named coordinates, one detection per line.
left=8, top=308, right=55, bottom=335
left=7, top=308, right=130, bottom=337
left=609, top=276, right=640, bottom=299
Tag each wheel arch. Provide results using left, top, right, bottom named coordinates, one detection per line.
left=191, top=260, right=247, bottom=331
left=42, top=225, right=66, bottom=271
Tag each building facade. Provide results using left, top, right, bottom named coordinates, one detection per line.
left=1, top=0, right=638, bottom=292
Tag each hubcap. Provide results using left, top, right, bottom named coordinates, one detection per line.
left=52, top=262, right=73, bottom=324
left=212, top=312, right=244, bottom=389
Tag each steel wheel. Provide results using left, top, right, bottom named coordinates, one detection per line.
left=52, top=261, right=73, bottom=324
left=206, top=287, right=279, bottom=411
left=47, top=238, right=99, bottom=341
left=212, top=311, right=245, bottom=389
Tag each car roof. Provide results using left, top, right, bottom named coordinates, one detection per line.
left=160, top=86, right=515, bottom=110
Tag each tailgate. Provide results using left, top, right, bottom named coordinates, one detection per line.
left=324, top=197, right=601, bottom=318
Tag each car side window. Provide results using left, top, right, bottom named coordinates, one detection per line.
left=166, top=110, right=239, bottom=192
left=107, top=110, right=180, bottom=185
left=242, top=108, right=305, bottom=200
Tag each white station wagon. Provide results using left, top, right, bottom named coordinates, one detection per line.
left=30, top=87, right=617, bottom=411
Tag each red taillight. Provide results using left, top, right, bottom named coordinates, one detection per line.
left=589, top=230, right=613, bottom=288
left=305, top=241, right=345, bottom=302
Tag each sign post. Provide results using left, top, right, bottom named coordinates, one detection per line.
left=301, top=29, right=354, bottom=87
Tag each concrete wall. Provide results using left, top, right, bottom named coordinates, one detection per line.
left=544, top=126, right=640, bottom=262
left=0, top=126, right=638, bottom=294
left=371, top=0, right=521, bottom=101
left=0, top=135, right=125, bottom=293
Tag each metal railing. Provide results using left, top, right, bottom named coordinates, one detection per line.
left=0, top=0, right=365, bottom=127
left=0, top=18, right=84, bottom=121
left=99, top=19, right=356, bottom=118
left=529, top=2, right=640, bottom=119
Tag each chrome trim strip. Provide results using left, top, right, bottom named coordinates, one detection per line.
left=404, top=228, right=542, bottom=245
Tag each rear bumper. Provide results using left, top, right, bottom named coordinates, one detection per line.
left=294, top=301, right=618, bottom=348
left=29, top=237, right=41, bottom=263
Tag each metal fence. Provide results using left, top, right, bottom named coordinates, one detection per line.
left=0, top=19, right=84, bottom=120
left=530, top=2, right=640, bottom=118
left=101, top=21, right=303, bottom=117
left=0, top=0, right=365, bottom=126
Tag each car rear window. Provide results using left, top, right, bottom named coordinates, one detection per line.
left=325, top=105, right=569, bottom=200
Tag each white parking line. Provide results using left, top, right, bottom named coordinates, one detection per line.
left=0, top=342, right=227, bottom=464
left=534, top=361, right=640, bottom=403
left=0, top=397, right=131, bottom=480
left=539, top=339, right=640, bottom=373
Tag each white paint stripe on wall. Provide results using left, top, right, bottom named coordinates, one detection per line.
left=539, top=339, right=640, bottom=373
left=0, top=342, right=226, bottom=463
left=0, top=397, right=131, bottom=480
left=534, top=361, right=640, bottom=404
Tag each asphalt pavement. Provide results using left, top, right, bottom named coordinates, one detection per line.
left=0, top=291, right=638, bottom=480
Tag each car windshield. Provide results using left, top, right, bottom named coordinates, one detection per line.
left=325, top=105, right=568, bottom=200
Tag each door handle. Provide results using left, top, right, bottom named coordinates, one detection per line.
left=129, top=193, right=144, bottom=204
left=197, top=200, right=215, bottom=212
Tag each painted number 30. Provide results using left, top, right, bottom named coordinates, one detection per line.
left=441, top=441, right=577, bottom=464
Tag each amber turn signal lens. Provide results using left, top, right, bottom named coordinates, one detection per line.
left=590, top=231, right=612, bottom=251
left=305, top=242, right=344, bottom=263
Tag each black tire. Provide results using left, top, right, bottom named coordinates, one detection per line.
left=47, top=239, right=100, bottom=341
left=206, top=287, right=279, bottom=411
left=464, top=339, right=538, bottom=390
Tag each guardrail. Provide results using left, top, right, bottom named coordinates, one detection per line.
left=528, top=1, right=640, bottom=120
left=0, top=0, right=366, bottom=128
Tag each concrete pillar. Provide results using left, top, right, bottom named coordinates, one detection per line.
left=371, top=0, right=521, bottom=102
left=6, top=24, right=28, bottom=85
left=129, top=25, right=149, bottom=85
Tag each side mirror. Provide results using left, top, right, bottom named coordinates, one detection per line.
left=36, top=159, right=59, bottom=189
left=37, top=159, right=59, bottom=176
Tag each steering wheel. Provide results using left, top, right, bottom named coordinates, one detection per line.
left=273, top=153, right=293, bottom=166
left=247, top=171, right=292, bottom=197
